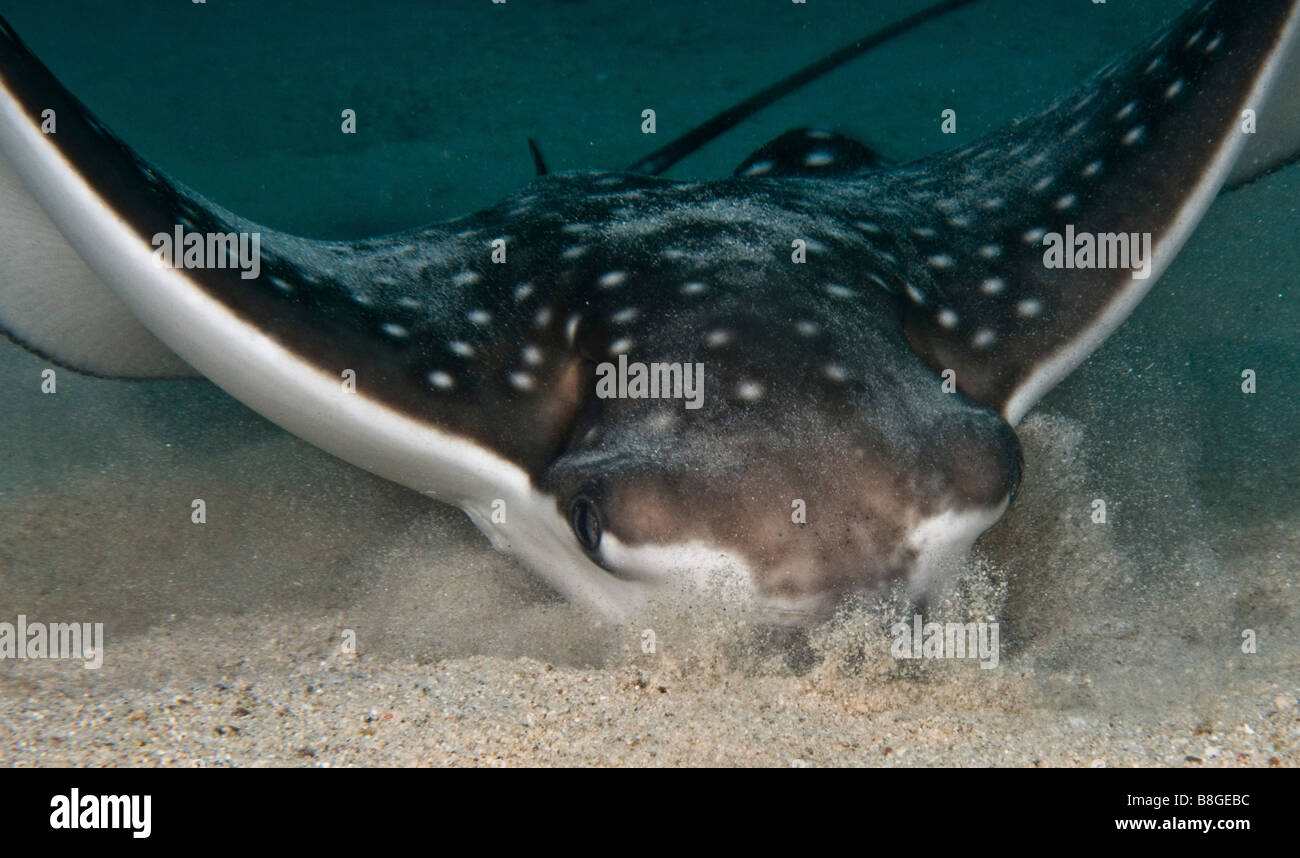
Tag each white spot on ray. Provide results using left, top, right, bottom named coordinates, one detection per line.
left=705, top=330, right=732, bottom=348
left=608, top=337, right=633, bottom=356
left=937, top=309, right=959, bottom=329
left=534, top=307, right=553, bottom=329
left=927, top=254, right=955, bottom=270
left=1115, top=101, right=1139, bottom=121
left=521, top=345, right=543, bottom=366
left=453, top=271, right=481, bottom=287
left=610, top=307, right=639, bottom=324
left=978, top=244, right=1002, bottom=260
left=562, top=245, right=587, bottom=260
left=825, top=283, right=856, bottom=298
left=744, top=160, right=775, bottom=176
left=449, top=340, right=474, bottom=358
left=381, top=322, right=409, bottom=340
left=1055, top=194, right=1078, bottom=211
left=1022, top=228, right=1047, bottom=245
left=514, top=282, right=534, bottom=302
left=1081, top=160, right=1104, bottom=178
left=824, top=364, right=847, bottom=382
left=427, top=370, right=455, bottom=390
left=1017, top=298, right=1043, bottom=317
left=1165, top=78, right=1185, bottom=99
left=972, top=329, right=996, bottom=349
left=981, top=277, right=1006, bottom=295
left=1122, top=125, right=1147, bottom=146
left=906, top=283, right=926, bottom=304
left=509, top=372, right=535, bottom=391
left=805, top=151, right=834, bottom=167
left=681, top=281, right=707, bottom=295
left=795, top=320, right=819, bottom=337
left=599, top=270, right=628, bottom=288
left=736, top=381, right=765, bottom=401
left=468, top=309, right=492, bottom=325
left=566, top=314, right=582, bottom=345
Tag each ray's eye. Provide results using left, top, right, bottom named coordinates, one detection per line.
left=569, top=495, right=602, bottom=552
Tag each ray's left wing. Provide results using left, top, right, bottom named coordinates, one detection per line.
left=0, top=15, right=590, bottom=501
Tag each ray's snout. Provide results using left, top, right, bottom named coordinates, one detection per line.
left=546, top=395, right=1023, bottom=620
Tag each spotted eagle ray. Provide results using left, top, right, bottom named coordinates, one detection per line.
left=0, top=1, right=1297, bottom=622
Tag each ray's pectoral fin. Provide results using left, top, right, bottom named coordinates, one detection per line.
left=0, top=16, right=215, bottom=380
left=892, top=0, right=1300, bottom=425
left=0, top=13, right=587, bottom=494
left=0, top=124, right=198, bottom=379
left=1229, top=8, right=1300, bottom=188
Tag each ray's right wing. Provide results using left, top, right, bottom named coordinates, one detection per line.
left=882, top=0, right=1300, bottom=424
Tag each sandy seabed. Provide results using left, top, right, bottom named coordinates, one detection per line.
left=2, top=387, right=1296, bottom=766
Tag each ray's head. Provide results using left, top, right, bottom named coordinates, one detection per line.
left=533, top=313, right=1023, bottom=623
